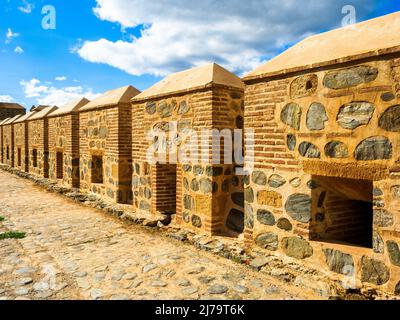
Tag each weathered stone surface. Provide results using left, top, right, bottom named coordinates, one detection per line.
left=290, top=177, right=301, bottom=187
left=146, top=101, right=156, bottom=115
left=177, top=101, right=189, bottom=115
left=360, top=256, right=390, bottom=285
left=306, top=103, right=328, bottom=130
left=373, top=232, right=384, bottom=254
left=182, top=211, right=190, bottom=223
left=381, top=92, right=395, bottom=102
left=244, top=187, right=254, bottom=203
left=285, top=194, right=311, bottom=223
left=207, top=284, right=228, bottom=294
left=281, top=237, right=313, bottom=259
left=244, top=204, right=254, bottom=229
left=337, top=102, right=375, bottom=129
left=281, top=103, right=302, bottom=130
left=206, top=166, right=223, bottom=177
left=324, top=141, right=349, bottom=158
left=277, top=218, right=292, bottom=231
left=323, top=248, right=354, bottom=275
left=386, top=241, right=400, bottom=267
left=257, top=190, right=282, bottom=207
left=290, top=74, right=318, bottom=98
left=255, top=232, right=278, bottom=251
left=323, top=66, right=378, bottom=89
left=193, top=165, right=204, bottom=175
left=231, top=192, right=244, bottom=207
left=226, top=209, right=244, bottom=233
left=183, top=194, right=195, bottom=210
left=298, top=142, right=320, bottom=158
left=354, top=136, right=392, bottom=160
left=199, top=178, right=213, bottom=194
left=191, top=215, right=202, bottom=228
left=182, top=164, right=192, bottom=172
left=373, top=209, right=394, bottom=227
left=190, top=179, right=199, bottom=192
left=268, top=174, right=286, bottom=188
left=391, top=185, right=400, bottom=199
left=287, top=134, right=296, bottom=151
left=251, top=171, right=266, bottom=185
left=139, top=200, right=150, bottom=211
left=157, top=101, right=174, bottom=118
left=307, top=180, right=318, bottom=189
left=256, top=209, right=275, bottom=226
left=378, top=105, right=400, bottom=132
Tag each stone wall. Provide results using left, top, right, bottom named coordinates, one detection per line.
left=2, top=124, right=15, bottom=167
left=131, top=86, right=244, bottom=235
left=244, top=56, right=400, bottom=294
left=27, top=119, right=50, bottom=177
left=79, top=103, right=132, bottom=204
left=48, top=114, right=80, bottom=187
left=13, top=122, right=29, bottom=172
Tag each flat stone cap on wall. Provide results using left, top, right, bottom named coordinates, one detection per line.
left=244, top=11, right=400, bottom=81
left=28, top=106, right=58, bottom=121
left=3, top=114, right=22, bottom=125
left=80, top=85, right=140, bottom=111
left=0, top=102, right=25, bottom=110
left=14, top=110, right=39, bottom=123
left=49, top=97, right=90, bottom=117
left=133, top=63, right=244, bottom=101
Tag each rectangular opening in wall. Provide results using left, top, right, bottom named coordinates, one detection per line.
left=56, top=151, right=63, bottom=179
left=17, top=148, right=21, bottom=167
left=91, top=155, right=103, bottom=184
left=32, top=149, right=38, bottom=167
left=153, top=163, right=177, bottom=214
left=6, top=146, right=9, bottom=160
left=309, top=176, right=373, bottom=248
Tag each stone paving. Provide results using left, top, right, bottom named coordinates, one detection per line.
left=0, top=170, right=321, bottom=300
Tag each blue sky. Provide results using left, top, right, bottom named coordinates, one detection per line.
left=1, top=0, right=399, bottom=109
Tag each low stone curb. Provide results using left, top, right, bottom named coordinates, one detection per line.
left=0, top=164, right=392, bottom=300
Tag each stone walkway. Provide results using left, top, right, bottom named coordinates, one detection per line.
left=0, top=170, right=321, bottom=300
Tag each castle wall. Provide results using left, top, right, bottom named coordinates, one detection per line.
left=27, top=119, right=50, bottom=177
left=13, top=122, right=29, bottom=172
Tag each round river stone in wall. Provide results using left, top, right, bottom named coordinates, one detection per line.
left=277, top=218, right=292, bottom=231
left=191, top=215, right=202, bottom=228
left=378, top=105, right=400, bottom=132
left=298, top=142, right=320, bottom=158
left=244, top=187, right=254, bottom=203
left=337, top=102, right=375, bottom=129
left=381, top=92, right=395, bottom=102
left=281, top=103, right=301, bottom=130
left=360, top=256, right=390, bottom=285
left=183, top=194, right=194, bottom=210
left=146, top=101, right=156, bottom=115
left=306, top=103, right=328, bottom=130
left=285, top=194, right=311, bottom=223
left=322, top=248, right=354, bottom=275
left=251, top=171, right=266, bottom=185
left=324, top=141, right=349, bottom=158
left=255, top=232, right=278, bottom=251
left=290, top=74, right=318, bottom=98
left=287, top=134, right=296, bottom=151
left=191, top=179, right=199, bottom=192
left=177, top=101, right=189, bottom=115
left=157, top=101, right=174, bottom=118
left=226, top=209, right=244, bottom=233
left=199, top=178, right=213, bottom=193
left=183, top=211, right=190, bottom=223
left=354, top=136, right=392, bottom=160
left=323, top=66, right=378, bottom=89
left=244, top=203, right=254, bottom=229
left=374, top=209, right=394, bottom=227
left=256, top=209, right=276, bottom=226
left=281, top=237, right=313, bottom=259
left=386, top=240, right=400, bottom=267
left=268, top=174, right=286, bottom=188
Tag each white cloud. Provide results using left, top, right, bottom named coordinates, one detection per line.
left=77, top=0, right=376, bottom=76
left=18, top=0, right=34, bottom=14
left=5, top=28, right=19, bottom=44
left=0, top=95, right=14, bottom=102
left=20, top=78, right=101, bottom=106
left=55, top=76, right=67, bottom=81
left=14, top=46, right=24, bottom=54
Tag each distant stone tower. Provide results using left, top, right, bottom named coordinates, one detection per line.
left=0, top=102, right=25, bottom=121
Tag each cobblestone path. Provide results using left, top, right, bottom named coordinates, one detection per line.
left=0, top=170, right=320, bottom=300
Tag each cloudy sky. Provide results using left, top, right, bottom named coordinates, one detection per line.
left=1, top=0, right=399, bottom=108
